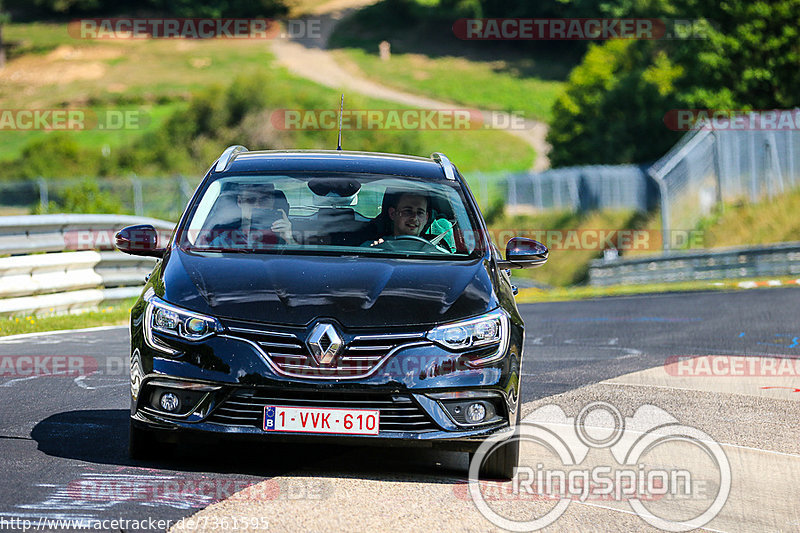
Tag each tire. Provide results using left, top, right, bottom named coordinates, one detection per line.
left=128, top=420, right=156, bottom=460
left=471, top=408, right=521, bottom=481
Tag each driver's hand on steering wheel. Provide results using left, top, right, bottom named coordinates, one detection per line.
left=369, top=238, right=386, bottom=247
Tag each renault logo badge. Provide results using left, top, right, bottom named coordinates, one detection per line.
left=307, top=323, right=343, bottom=366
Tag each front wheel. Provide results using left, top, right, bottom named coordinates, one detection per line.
left=129, top=420, right=157, bottom=460
left=470, top=409, right=521, bottom=480
left=472, top=437, right=520, bottom=481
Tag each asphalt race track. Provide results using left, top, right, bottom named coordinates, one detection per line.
left=1, top=288, right=798, bottom=532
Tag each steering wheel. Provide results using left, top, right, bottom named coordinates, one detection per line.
left=376, top=235, right=451, bottom=253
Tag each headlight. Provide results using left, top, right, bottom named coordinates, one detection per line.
left=143, top=289, right=221, bottom=354
left=426, top=309, right=509, bottom=366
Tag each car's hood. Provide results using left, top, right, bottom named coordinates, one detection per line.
left=160, top=248, right=497, bottom=328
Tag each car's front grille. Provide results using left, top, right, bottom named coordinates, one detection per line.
left=206, top=389, right=438, bottom=433
left=226, top=325, right=429, bottom=379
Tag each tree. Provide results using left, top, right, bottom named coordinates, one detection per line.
left=547, top=0, right=800, bottom=166
left=0, top=2, right=8, bottom=69
left=547, top=39, right=683, bottom=165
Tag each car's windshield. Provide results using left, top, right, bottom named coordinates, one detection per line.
left=180, top=173, right=480, bottom=258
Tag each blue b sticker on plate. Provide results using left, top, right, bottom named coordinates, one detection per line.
left=264, top=406, right=276, bottom=431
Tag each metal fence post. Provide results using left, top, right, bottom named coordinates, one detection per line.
left=749, top=132, right=758, bottom=200
left=788, top=129, right=795, bottom=188
left=179, top=176, right=195, bottom=201
left=532, top=175, right=543, bottom=210
left=508, top=175, right=517, bottom=208
left=711, top=131, right=723, bottom=209
left=36, top=177, right=48, bottom=213
left=649, top=169, right=670, bottom=252
left=131, top=177, right=144, bottom=216
left=767, top=133, right=784, bottom=195
left=553, top=174, right=563, bottom=208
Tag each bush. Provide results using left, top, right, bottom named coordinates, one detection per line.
left=9, top=133, right=102, bottom=179
left=547, top=40, right=683, bottom=166
left=36, top=178, right=124, bottom=214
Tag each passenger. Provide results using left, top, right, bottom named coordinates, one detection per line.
left=209, top=183, right=295, bottom=246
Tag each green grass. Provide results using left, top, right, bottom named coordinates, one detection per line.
left=0, top=22, right=534, bottom=175
left=332, top=49, right=566, bottom=122
left=515, top=276, right=800, bottom=303
left=0, top=299, right=134, bottom=337
left=506, top=187, right=800, bottom=293
left=0, top=103, right=185, bottom=163
left=5, top=22, right=97, bottom=58
left=327, top=0, right=576, bottom=123
left=490, top=209, right=652, bottom=287
left=694, top=188, right=800, bottom=248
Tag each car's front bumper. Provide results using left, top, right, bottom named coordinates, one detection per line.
left=132, top=375, right=517, bottom=453
left=130, top=312, right=524, bottom=452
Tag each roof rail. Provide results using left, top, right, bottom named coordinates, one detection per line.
left=431, top=152, right=456, bottom=181
left=214, top=145, right=249, bottom=172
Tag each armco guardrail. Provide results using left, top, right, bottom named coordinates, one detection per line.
left=588, top=242, right=800, bottom=286
left=0, top=214, right=173, bottom=254
left=0, top=215, right=175, bottom=315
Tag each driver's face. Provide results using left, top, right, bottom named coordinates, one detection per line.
left=389, top=194, right=428, bottom=236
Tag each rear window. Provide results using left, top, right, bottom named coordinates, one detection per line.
left=180, top=173, right=481, bottom=258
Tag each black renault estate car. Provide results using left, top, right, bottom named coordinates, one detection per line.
left=116, top=146, right=548, bottom=479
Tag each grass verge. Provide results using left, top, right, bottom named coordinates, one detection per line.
left=0, top=22, right=534, bottom=175
left=0, top=298, right=134, bottom=337
left=490, top=209, right=653, bottom=287
left=328, top=0, right=575, bottom=123
left=331, top=49, right=566, bottom=123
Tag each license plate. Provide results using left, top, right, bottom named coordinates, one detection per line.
left=263, top=405, right=380, bottom=435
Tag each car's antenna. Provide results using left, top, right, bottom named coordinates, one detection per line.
left=337, top=94, right=344, bottom=151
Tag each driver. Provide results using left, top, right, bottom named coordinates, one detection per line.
left=368, top=192, right=429, bottom=246
left=390, top=193, right=429, bottom=237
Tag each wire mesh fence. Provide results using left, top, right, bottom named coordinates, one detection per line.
left=0, top=176, right=199, bottom=221
left=651, top=111, right=800, bottom=250
left=0, top=174, right=506, bottom=222
left=505, top=165, right=656, bottom=213
left=3, top=116, right=798, bottom=246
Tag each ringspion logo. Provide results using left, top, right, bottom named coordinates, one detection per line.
left=469, top=401, right=730, bottom=531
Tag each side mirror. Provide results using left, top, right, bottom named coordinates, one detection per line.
left=498, top=237, right=548, bottom=269
left=115, top=225, right=165, bottom=258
